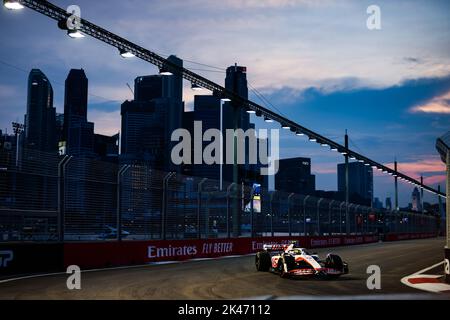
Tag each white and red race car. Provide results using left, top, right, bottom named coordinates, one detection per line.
left=255, top=243, right=349, bottom=278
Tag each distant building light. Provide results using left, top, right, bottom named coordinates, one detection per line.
left=264, top=116, right=273, bottom=123
left=296, top=131, right=304, bottom=136
left=281, top=124, right=290, bottom=129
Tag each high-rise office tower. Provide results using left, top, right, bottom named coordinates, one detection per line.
left=189, top=95, right=222, bottom=180
left=337, top=161, right=373, bottom=205
left=275, top=157, right=316, bottom=194
left=120, top=99, right=167, bottom=168
left=134, top=75, right=164, bottom=101
left=120, top=55, right=184, bottom=171
left=222, top=64, right=252, bottom=186
left=385, top=197, right=392, bottom=210
left=63, top=69, right=94, bottom=156
left=25, top=69, right=57, bottom=152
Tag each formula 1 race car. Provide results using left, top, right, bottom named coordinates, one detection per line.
left=255, top=243, right=349, bottom=278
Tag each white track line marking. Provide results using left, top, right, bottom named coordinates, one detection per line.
left=411, top=261, right=444, bottom=276
left=0, top=253, right=255, bottom=285
left=401, top=261, right=450, bottom=293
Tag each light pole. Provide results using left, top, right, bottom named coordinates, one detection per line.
left=12, top=122, right=24, bottom=167
left=394, top=160, right=399, bottom=211
left=420, top=175, right=424, bottom=214
left=344, top=130, right=350, bottom=235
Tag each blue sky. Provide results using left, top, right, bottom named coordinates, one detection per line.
left=0, top=0, right=449, bottom=206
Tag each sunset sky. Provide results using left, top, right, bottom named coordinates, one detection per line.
left=0, top=0, right=449, bottom=206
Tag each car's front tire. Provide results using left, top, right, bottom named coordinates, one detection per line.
left=255, top=251, right=271, bottom=271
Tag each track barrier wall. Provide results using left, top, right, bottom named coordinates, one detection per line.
left=0, top=233, right=438, bottom=276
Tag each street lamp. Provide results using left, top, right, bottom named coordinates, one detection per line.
left=119, top=48, right=134, bottom=58
left=245, top=107, right=256, bottom=114
left=12, top=121, right=24, bottom=167
left=191, top=82, right=202, bottom=91
left=67, top=29, right=85, bottom=38
left=159, top=65, right=173, bottom=75
left=4, top=0, right=24, bottom=10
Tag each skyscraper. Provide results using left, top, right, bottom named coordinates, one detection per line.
left=337, top=161, right=373, bottom=205
left=189, top=95, right=221, bottom=180
left=275, top=157, right=316, bottom=194
left=120, top=99, right=167, bottom=168
left=63, top=69, right=94, bottom=157
left=134, top=75, right=164, bottom=101
left=411, top=187, right=422, bottom=212
left=385, top=197, right=392, bottom=210
left=120, top=55, right=184, bottom=172
left=222, top=64, right=252, bottom=186
left=24, top=69, right=57, bottom=152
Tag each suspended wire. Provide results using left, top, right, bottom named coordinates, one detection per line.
left=348, top=137, right=366, bottom=156
left=153, top=50, right=226, bottom=71
left=186, top=68, right=225, bottom=74
left=247, top=82, right=288, bottom=118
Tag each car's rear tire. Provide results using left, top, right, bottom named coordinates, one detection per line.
left=325, top=254, right=344, bottom=279
left=255, top=251, right=271, bottom=271
left=325, top=254, right=344, bottom=271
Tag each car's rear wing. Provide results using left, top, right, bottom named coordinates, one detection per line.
left=262, top=243, right=296, bottom=252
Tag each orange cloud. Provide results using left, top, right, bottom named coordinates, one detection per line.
left=423, top=175, right=446, bottom=185
left=385, top=158, right=446, bottom=181
left=410, top=91, right=450, bottom=114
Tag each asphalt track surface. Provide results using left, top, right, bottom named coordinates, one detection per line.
left=0, top=238, right=448, bottom=299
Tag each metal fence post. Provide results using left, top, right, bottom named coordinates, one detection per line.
left=226, top=183, right=236, bottom=238
left=270, top=191, right=275, bottom=237
left=197, top=178, right=207, bottom=239
left=317, top=198, right=323, bottom=236
left=288, top=193, right=294, bottom=237
left=162, top=172, right=176, bottom=240
left=205, top=192, right=212, bottom=239
left=117, top=164, right=130, bottom=241
left=328, top=200, right=335, bottom=236
left=355, top=205, right=360, bottom=234
left=339, top=202, right=345, bottom=235
left=348, top=203, right=355, bottom=235
left=57, top=155, right=71, bottom=242
left=365, top=207, right=370, bottom=235
left=250, top=188, right=255, bottom=238
left=303, top=195, right=310, bottom=236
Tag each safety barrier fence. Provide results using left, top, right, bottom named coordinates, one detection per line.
left=0, top=149, right=439, bottom=243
